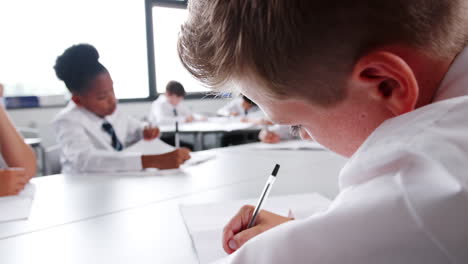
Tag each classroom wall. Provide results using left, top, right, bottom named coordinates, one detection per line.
left=8, top=98, right=229, bottom=147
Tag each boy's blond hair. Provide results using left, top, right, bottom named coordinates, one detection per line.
left=178, top=1, right=468, bottom=105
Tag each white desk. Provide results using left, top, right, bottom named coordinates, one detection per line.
left=0, top=146, right=347, bottom=264
left=159, top=117, right=262, bottom=150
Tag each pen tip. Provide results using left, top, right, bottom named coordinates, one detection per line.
left=272, top=164, right=280, bottom=176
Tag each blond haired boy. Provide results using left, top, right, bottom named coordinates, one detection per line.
left=178, top=1, right=468, bottom=263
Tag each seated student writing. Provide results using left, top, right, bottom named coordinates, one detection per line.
left=148, top=81, right=195, bottom=126
left=217, top=95, right=269, bottom=125
left=179, top=1, right=468, bottom=263
left=0, top=83, right=37, bottom=196
left=217, top=95, right=259, bottom=117
left=148, top=81, right=197, bottom=149
left=53, top=44, right=190, bottom=174
left=258, top=125, right=299, bottom=144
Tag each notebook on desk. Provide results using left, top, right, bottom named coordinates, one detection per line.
left=0, top=183, right=36, bottom=223
left=180, top=193, right=331, bottom=264
left=124, top=139, right=216, bottom=173
left=124, top=139, right=175, bottom=155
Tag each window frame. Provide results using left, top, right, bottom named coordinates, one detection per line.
left=147, top=0, right=216, bottom=101
left=5, top=0, right=214, bottom=109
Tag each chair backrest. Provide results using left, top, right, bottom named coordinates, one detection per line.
left=38, top=124, right=58, bottom=148
left=43, top=145, right=62, bottom=175
left=17, top=126, right=40, bottom=138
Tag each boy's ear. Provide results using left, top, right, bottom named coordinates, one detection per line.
left=351, top=51, right=419, bottom=116
left=71, top=95, right=83, bottom=107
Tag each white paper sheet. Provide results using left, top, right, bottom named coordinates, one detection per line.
left=124, top=139, right=175, bottom=155
left=125, top=139, right=216, bottom=173
left=182, top=152, right=216, bottom=168
left=252, top=140, right=325, bottom=151
left=180, top=193, right=331, bottom=264
left=0, top=183, right=36, bottom=223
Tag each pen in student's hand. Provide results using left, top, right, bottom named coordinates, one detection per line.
left=247, top=164, right=280, bottom=229
left=175, top=121, right=180, bottom=148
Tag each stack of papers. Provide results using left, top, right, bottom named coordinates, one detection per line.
left=0, top=183, right=36, bottom=223
left=180, top=193, right=331, bottom=264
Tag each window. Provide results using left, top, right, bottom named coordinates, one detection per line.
left=0, top=0, right=150, bottom=101
left=152, top=3, right=210, bottom=95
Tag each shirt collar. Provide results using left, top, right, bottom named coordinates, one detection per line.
left=69, top=101, right=116, bottom=125
left=434, top=46, right=468, bottom=102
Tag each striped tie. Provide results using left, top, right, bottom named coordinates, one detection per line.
left=102, top=121, right=123, bottom=151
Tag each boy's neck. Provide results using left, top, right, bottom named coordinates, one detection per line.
left=382, top=45, right=459, bottom=108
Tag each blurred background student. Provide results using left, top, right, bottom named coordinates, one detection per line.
left=148, top=81, right=197, bottom=149
left=148, top=80, right=194, bottom=126
left=0, top=83, right=36, bottom=196
left=217, top=94, right=257, bottom=117
left=52, top=44, right=190, bottom=174
left=218, top=95, right=271, bottom=146
left=218, top=95, right=270, bottom=125
left=258, top=125, right=298, bottom=144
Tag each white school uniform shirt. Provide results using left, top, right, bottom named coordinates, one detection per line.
left=53, top=102, right=146, bottom=174
left=217, top=97, right=264, bottom=119
left=148, top=95, right=192, bottom=126
left=214, top=48, right=468, bottom=264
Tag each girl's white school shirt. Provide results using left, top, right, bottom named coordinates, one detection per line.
left=53, top=102, right=146, bottom=174
left=214, top=48, right=468, bottom=264
left=148, top=95, right=192, bottom=126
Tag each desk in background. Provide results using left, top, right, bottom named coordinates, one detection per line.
left=159, top=117, right=263, bottom=150
left=0, top=144, right=347, bottom=264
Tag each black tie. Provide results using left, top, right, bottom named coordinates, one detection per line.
left=102, top=121, right=123, bottom=151
left=173, top=108, right=178, bottom=117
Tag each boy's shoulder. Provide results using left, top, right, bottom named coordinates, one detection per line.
left=151, top=95, right=168, bottom=107
left=342, top=95, right=468, bottom=187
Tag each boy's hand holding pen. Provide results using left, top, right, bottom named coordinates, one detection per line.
left=222, top=165, right=293, bottom=254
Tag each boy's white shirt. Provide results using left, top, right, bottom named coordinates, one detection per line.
left=148, top=95, right=192, bottom=126
left=53, top=102, right=146, bottom=174
left=214, top=48, right=468, bottom=264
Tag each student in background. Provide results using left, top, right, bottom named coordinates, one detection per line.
left=178, top=0, right=468, bottom=263
left=258, top=125, right=297, bottom=144
left=148, top=81, right=194, bottom=126
left=217, top=95, right=259, bottom=117
left=218, top=95, right=270, bottom=125
left=0, top=83, right=36, bottom=196
left=53, top=44, right=190, bottom=174
left=148, top=81, right=196, bottom=149
left=259, top=124, right=313, bottom=144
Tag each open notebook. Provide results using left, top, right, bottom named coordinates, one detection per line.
left=180, top=193, right=331, bottom=264
left=0, top=183, right=36, bottom=223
